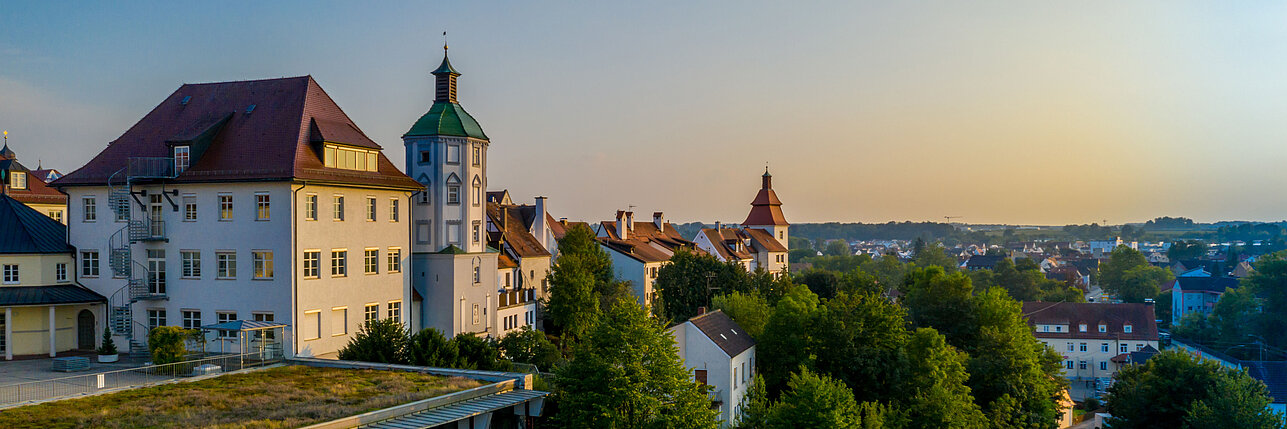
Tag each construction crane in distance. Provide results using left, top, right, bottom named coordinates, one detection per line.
left=944, top=216, right=963, bottom=223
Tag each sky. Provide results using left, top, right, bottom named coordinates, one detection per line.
left=4, top=1, right=1287, bottom=225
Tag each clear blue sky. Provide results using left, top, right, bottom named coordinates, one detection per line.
left=5, top=1, right=1287, bottom=225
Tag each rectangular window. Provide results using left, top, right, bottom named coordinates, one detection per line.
left=83, top=197, right=97, bottom=222
left=1124, top=324, right=1133, bottom=333
left=218, top=195, right=233, bottom=221
left=1101, top=343, right=1109, bottom=353
left=364, top=249, right=379, bottom=274
left=1079, top=343, right=1087, bottom=352
left=174, top=146, right=190, bottom=173
left=216, top=251, right=236, bottom=279
left=323, top=144, right=379, bottom=172
left=181, top=251, right=201, bottom=278
left=416, top=222, right=430, bottom=244
left=1100, top=362, right=1108, bottom=371
left=1098, top=324, right=1107, bottom=333
left=388, top=301, right=402, bottom=320
left=472, top=221, right=480, bottom=243
left=331, top=250, right=347, bottom=277
left=472, top=145, right=480, bottom=166
left=332, top=307, right=347, bottom=335
left=472, top=304, right=480, bottom=325
left=447, top=144, right=460, bottom=164
left=81, top=251, right=100, bottom=277
left=303, top=311, right=320, bottom=340
left=1137, top=343, right=1144, bottom=351
left=49, top=210, right=63, bottom=223
left=148, top=309, right=166, bottom=329
left=1079, top=324, right=1087, bottom=332
left=2, top=265, right=17, bottom=284
left=1067, top=342, right=1073, bottom=352
left=447, top=186, right=460, bottom=205
left=256, top=193, right=270, bottom=220
left=304, top=194, right=317, bottom=221
left=473, top=266, right=480, bottom=283
left=419, top=151, right=431, bottom=164
left=1079, top=361, right=1087, bottom=370
left=333, top=196, right=344, bottom=221
left=56, top=263, right=67, bottom=282
left=1066, top=360, right=1074, bottom=369
left=366, top=197, right=376, bottom=221
left=253, top=251, right=274, bottom=279
left=217, top=312, right=236, bottom=338
left=303, top=251, right=320, bottom=279
left=389, top=199, right=399, bottom=222
left=448, top=223, right=461, bottom=244
left=10, top=172, right=25, bottom=190
left=183, top=195, right=197, bottom=221
left=1120, top=344, right=1128, bottom=353
left=388, top=248, right=402, bottom=273
left=364, top=304, right=379, bottom=324
left=182, top=310, right=201, bottom=330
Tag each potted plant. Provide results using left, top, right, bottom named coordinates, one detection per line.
left=97, top=327, right=119, bottom=363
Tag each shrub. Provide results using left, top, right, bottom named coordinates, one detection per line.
left=405, top=328, right=458, bottom=367
left=337, top=318, right=408, bottom=364
left=498, top=327, right=563, bottom=372
left=453, top=334, right=512, bottom=371
left=97, top=327, right=118, bottom=355
left=148, top=326, right=193, bottom=365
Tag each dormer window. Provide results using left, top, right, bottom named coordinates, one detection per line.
left=174, top=146, right=191, bottom=174
left=323, top=143, right=378, bottom=172
left=1124, top=324, right=1133, bottom=333
left=1079, top=324, right=1087, bottom=332
left=9, top=171, right=25, bottom=190
left=1098, top=324, right=1107, bottom=333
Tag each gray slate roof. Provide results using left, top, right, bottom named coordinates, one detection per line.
left=0, top=284, right=106, bottom=306
left=687, top=310, right=755, bottom=358
left=0, top=194, right=71, bottom=254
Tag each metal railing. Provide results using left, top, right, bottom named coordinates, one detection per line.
left=127, top=157, right=177, bottom=179
left=0, top=348, right=283, bottom=409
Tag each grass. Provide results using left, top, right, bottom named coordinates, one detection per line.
left=0, top=365, right=484, bottom=429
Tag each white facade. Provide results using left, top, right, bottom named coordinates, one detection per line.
left=670, top=313, right=756, bottom=428
left=604, top=248, right=664, bottom=308
left=65, top=182, right=411, bottom=357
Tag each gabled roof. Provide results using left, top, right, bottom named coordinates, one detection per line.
left=686, top=310, right=755, bottom=358
left=486, top=202, right=551, bottom=259
left=53, top=76, right=419, bottom=190
left=965, top=254, right=1006, bottom=269
left=743, top=228, right=787, bottom=252
left=0, top=194, right=72, bottom=254
left=1243, top=361, right=1287, bottom=405
left=1, top=154, right=67, bottom=206
left=1021, top=302, right=1158, bottom=341
left=1168, top=276, right=1240, bottom=293
left=0, top=284, right=106, bottom=306
left=600, top=238, right=675, bottom=263
left=700, top=228, right=753, bottom=261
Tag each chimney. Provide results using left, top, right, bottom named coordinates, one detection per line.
left=625, top=211, right=635, bottom=232
left=653, top=211, right=665, bottom=230
left=714, top=221, right=722, bottom=230
left=616, top=210, right=629, bottom=240
left=534, top=196, right=549, bottom=249
left=697, top=306, right=707, bottom=315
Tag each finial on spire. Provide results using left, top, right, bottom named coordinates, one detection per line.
left=443, top=31, right=448, bottom=52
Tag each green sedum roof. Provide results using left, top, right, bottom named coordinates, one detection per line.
left=404, top=102, right=489, bottom=140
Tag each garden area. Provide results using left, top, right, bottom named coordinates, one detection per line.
left=0, top=365, right=482, bottom=428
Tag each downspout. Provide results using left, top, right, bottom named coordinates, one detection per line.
left=405, top=190, right=416, bottom=329
left=292, top=181, right=308, bottom=357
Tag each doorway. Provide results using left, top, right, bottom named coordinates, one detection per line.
left=77, top=309, right=95, bottom=350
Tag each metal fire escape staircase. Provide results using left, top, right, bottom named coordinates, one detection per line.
left=106, top=158, right=176, bottom=357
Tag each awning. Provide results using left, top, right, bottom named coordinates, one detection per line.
left=200, top=320, right=286, bottom=332
left=361, top=389, right=548, bottom=429
left=0, top=284, right=107, bottom=306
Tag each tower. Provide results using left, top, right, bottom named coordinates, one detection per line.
left=404, top=46, right=498, bottom=336
left=742, top=167, right=789, bottom=247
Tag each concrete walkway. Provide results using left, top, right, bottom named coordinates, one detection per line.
left=0, top=355, right=150, bottom=386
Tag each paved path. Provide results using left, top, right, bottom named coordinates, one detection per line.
left=0, top=355, right=149, bottom=386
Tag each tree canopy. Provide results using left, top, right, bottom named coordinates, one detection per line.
left=1106, top=349, right=1284, bottom=429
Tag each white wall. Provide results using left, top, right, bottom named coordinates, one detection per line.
left=670, top=321, right=756, bottom=428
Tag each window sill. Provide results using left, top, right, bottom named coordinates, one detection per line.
left=303, top=276, right=320, bottom=280
left=332, top=333, right=347, bottom=337
left=303, top=337, right=319, bottom=341
left=216, top=277, right=236, bottom=281
left=332, top=275, right=348, bottom=278
left=253, top=277, right=274, bottom=281
left=180, top=276, right=200, bottom=280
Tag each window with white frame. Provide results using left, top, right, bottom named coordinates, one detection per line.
left=1120, top=343, right=1128, bottom=353
left=49, top=210, right=63, bottom=223
left=217, top=312, right=236, bottom=338
left=1080, top=343, right=1087, bottom=352
left=83, top=197, right=97, bottom=222
left=183, top=195, right=197, bottom=221
left=1101, top=343, right=1109, bottom=353
left=1124, top=324, right=1132, bottom=333
left=253, top=251, right=273, bottom=279
left=181, top=251, right=201, bottom=278
left=473, top=266, right=480, bottom=284
left=303, top=251, right=320, bottom=278
left=55, top=263, right=67, bottom=282
left=332, top=307, right=347, bottom=335
left=323, top=144, right=379, bottom=172
left=448, top=222, right=461, bottom=245
left=2, top=265, right=18, bottom=284
left=1100, top=362, right=1108, bottom=371
left=81, top=251, right=99, bottom=277
left=416, top=221, right=430, bottom=244
left=304, top=194, right=317, bottom=221
left=472, top=144, right=480, bottom=166
left=303, top=311, right=320, bottom=340
left=389, top=199, right=399, bottom=222
left=447, top=144, right=460, bottom=164
left=148, top=309, right=167, bottom=329
left=471, top=176, right=481, bottom=206
left=366, top=197, right=376, bottom=221
left=331, top=250, right=347, bottom=277
left=333, top=196, right=345, bottom=221
left=388, top=301, right=402, bottom=320
left=387, top=248, right=402, bottom=273
left=364, top=249, right=379, bottom=274
left=182, top=310, right=201, bottom=329
left=447, top=185, right=460, bottom=205
left=472, top=221, right=480, bottom=243
left=364, top=304, right=379, bottom=324
left=255, top=193, right=270, bottom=220
left=216, top=251, right=236, bottom=279
left=10, top=172, right=25, bottom=190
left=1079, top=324, right=1087, bottom=332
left=472, top=304, right=480, bottom=325
left=218, top=194, right=233, bottom=220
left=1098, top=324, right=1107, bottom=333
left=174, top=146, right=190, bottom=174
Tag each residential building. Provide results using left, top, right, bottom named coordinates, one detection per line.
left=485, top=192, right=552, bottom=336
left=1243, top=361, right=1287, bottom=416
left=0, top=194, right=108, bottom=359
left=595, top=210, right=700, bottom=307
left=52, top=76, right=419, bottom=357
left=1165, top=276, right=1240, bottom=326
left=670, top=310, right=756, bottom=428
left=0, top=140, right=68, bottom=223
left=1021, top=302, right=1159, bottom=400
left=963, top=254, right=1006, bottom=271
left=692, top=225, right=786, bottom=275
left=403, top=48, right=500, bottom=337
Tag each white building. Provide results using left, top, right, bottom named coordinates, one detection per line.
left=403, top=49, right=501, bottom=338
left=595, top=210, right=700, bottom=308
left=485, top=191, right=552, bottom=336
left=1021, top=302, right=1159, bottom=400
left=670, top=310, right=757, bottom=428
left=53, top=76, right=419, bottom=357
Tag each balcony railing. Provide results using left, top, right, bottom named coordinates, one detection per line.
left=127, top=157, right=176, bottom=179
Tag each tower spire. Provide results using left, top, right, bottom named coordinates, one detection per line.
left=431, top=35, right=461, bottom=104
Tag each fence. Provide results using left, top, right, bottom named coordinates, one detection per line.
left=0, top=347, right=283, bottom=409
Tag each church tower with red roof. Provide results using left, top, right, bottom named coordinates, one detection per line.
left=741, top=168, right=789, bottom=248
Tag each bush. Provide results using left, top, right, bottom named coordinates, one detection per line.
left=148, top=326, right=193, bottom=365
left=453, top=334, right=512, bottom=371
left=338, top=318, right=408, bottom=364
left=498, top=327, right=563, bottom=372
left=405, top=328, right=458, bottom=367
left=97, top=327, right=118, bottom=355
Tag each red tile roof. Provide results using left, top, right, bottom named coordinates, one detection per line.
left=53, top=76, right=419, bottom=190
left=1021, top=302, right=1158, bottom=342
left=487, top=202, right=551, bottom=259
left=743, top=171, right=788, bottom=226
left=1, top=154, right=67, bottom=206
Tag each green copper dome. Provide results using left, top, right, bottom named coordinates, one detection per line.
left=404, top=102, right=489, bottom=140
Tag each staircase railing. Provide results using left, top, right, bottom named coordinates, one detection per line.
left=103, top=160, right=175, bottom=358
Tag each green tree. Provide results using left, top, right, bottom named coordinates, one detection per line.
left=860, top=254, right=907, bottom=291
left=735, top=374, right=772, bottom=429
left=712, top=291, right=772, bottom=338
left=554, top=297, right=718, bottom=429
left=757, top=284, right=821, bottom=394
left=903, top=267, right=978, bottom=346
left=654, top=249, right=746, bottom=322
left=897, top=328, right=986, bottom=429
left=767, top=368, right=862, bottom=429
left=825, top=240, right=852, bottom=257
left=811, top=292, right=910, bottom=404
left=1106, top=349, right=1285, bottom=429
left=796, top=269, right=841, bottom=300
left=912, top=242, right=958, bottom=271
left=498, top=327, right=563, bottom=371
left=405, top=328, right=458, bottom=367
left=788, top=248, right=816, bottom=263
left=1244, top=252, right=1287, bottom=349
left=1155, top=290, right=1173, bottom=328
left=147, top=326, right=193, bottom=365
left=965, top=288, right=1066, bottom=428
left=338, top=318, right=408, bottom=364
left=1111, top=265, right=1173, bottom=303
left=452, top=334, right=512, bottom=371
left=1167, top=240, right=1208, bottom=261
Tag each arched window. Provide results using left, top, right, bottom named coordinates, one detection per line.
left=472, top=176, right=482, bottom=206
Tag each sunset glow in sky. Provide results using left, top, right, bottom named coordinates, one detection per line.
left=5, top=2, right=1287, bottom=225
